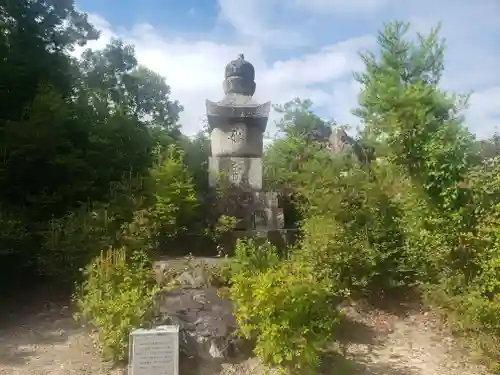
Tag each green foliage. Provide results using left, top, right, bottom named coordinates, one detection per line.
left=353, top=20, right=500, bottom=369
left=38, top=176, right=150, bottom=282
left=74, top=247, right=158, bottom=362
left=423, top=162, right=500, bottom=367
left=232, top=238, right=281, bottom=275
left=256, top=19, right=500, bottom=371
left=0, top=0, right=99, bottom=121
left=78, top=39, right=182, bottom=130
left=39, top=206, right=116, bottom=281
left=296, top=159, right=413, bottom=292
left=212, top=215, right=237, bottom=256
left=179, top=130, right=211, bottom=192
left=229, top=239, right=339, bottom=373
left=39, top=144, right=198, bottom=281
left=0, top=0, right=185, bottom=280
left=264, top=134, right=330, bottom=192
left=264, top=97, right=334, bottom=193
left=0, top=209, right=34, bottom=277
left=273, top=98, right=333, bottom=139
left=148, top=144, right=198, bottom=244
left=354, top=21, right=473, bottom=211
left=0, top=211, right=30, bottom=258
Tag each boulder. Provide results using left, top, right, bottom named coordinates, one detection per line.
left=153, top=271, right=238, bottom=361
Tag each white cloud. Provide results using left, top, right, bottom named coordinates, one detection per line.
left=75, top=0, right=500, bottom=139
left=75, top=13, right=366, bottom=136
left=468, top=87, right=500, bottom=139
left=216, top=0, right=309, bottom=47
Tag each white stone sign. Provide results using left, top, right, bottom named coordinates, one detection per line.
left=128, top=325, right=179, bottom=375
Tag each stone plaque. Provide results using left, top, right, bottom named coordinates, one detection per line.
left=129, top=325, right=179, bottom=375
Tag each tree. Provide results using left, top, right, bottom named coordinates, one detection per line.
left=0, top=6, right=185, bottom=279
left=74, top=40, right=186, bottom=203
left=0, top=0, right=98, bottom=121
left=264, top=98, right=335, bottom=191
left=78, top=39, right=182, bottom=132
left=179, top=131, right=211, bottom=192
left=273, top=98, right=333, bottom=140
left=354, top=21, right=474, bottom=210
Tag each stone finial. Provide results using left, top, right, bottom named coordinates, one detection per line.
left=223, top=54, right=256, bottom=96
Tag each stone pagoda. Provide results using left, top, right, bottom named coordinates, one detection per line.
left=205, top=54, right=284, bottom=236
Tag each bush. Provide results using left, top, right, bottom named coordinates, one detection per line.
left=232, top=238, right=281, bottom=275
left=0, top=210, right=35, bottom=280
left=39, top=145, right=199, bottom=281
left=231, top=259, right=340, bottom=373
left=149, top=144, right=198, bottom=245
left=296, top=215, right=374, bottom=292
left=229, top=239, right=340, bottom=373
left=446, top=202, right=500, bottom=369
left=73, top=247, right=158, bottom=362
left=39, top=206, right=116, bottom=282
left=38, top=176, right=149, bottom=282
left=295, top=156, right=413, bottom=293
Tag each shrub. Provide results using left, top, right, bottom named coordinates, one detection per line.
left=419, top=159, right=500, bottom=371
left=229, top=239, right=339, bottom=373
left=39, top=205, right=116, bottom=282
left=232, top=238, right=281, bottom=275
left=296, top=215, right=374, bottom=292
left=451, top=202, right=500, bottom=369
left=38, top=176, right=149, bottom=282
left=73, top=247, right=158, bottom=362
left=149, top=144, right=198, bottom=244
left=0, top=210, right=35, bottom=279
left=296, top=155, right=412, bottom=293
left=230, top=258, right=340, bottom=373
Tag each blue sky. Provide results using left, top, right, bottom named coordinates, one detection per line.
left=75, top=0, right=500, bottom=138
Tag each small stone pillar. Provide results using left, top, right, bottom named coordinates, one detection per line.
left=205, top=54, right=284, bottom=240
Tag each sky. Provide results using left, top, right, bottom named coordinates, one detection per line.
left=74, top=0, right=500, bottom=139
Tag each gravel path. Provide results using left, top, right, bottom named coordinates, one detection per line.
left=0, top=287, right=493, bottom=375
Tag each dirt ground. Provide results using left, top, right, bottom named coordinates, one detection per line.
left=0, top=285, right=493, bottom=375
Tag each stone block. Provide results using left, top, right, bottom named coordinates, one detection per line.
left=208, top=156, right=262, bottom=191
left=210, top=123, right=264, bottom=157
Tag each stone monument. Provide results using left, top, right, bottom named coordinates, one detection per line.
left=206, top=54, right=285, bottom=236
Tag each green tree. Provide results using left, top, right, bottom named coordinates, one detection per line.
left=264, top=98, right=334, bottom=191
left=274, top=98, right=333, bottom=139
left=354, top=21, right=474, bottom=211
left=179, top=130, right=211, bottom=192
left=78, top=39, right=183, bottom=132
left=0, top=0, right=98, bottom=120
left=0, top=5, right=187, bottom=282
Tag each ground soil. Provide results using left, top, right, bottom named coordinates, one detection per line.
left=0, top=284, right=493, bottom=375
